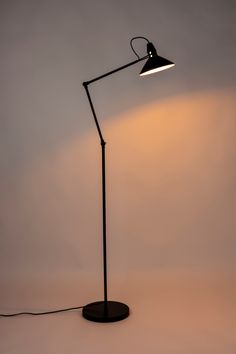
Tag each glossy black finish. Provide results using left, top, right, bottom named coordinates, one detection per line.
left=147, top=42, right=158, bottom=57
left=82, top=301, right=129, bottom=323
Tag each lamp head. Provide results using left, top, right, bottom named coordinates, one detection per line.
left=140, top=42, right=175, bottom=76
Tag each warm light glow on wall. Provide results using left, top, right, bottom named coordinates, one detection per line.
left=1, top=89, right=236, bottom=275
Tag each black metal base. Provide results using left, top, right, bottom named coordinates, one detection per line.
left=82, top=301, right=129, bottom=323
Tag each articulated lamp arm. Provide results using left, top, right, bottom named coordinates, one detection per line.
left=82, top=55, right=148, bottom=144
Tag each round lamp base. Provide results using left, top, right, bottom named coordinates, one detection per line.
left=82, top=301, right=129, bottom=323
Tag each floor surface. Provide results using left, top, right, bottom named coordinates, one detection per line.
left=0, top=271, right=235, bottom=354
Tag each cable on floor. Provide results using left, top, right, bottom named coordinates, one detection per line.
left=0, top=305, right=85, bottom=317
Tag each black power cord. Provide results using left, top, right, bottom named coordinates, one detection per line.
left=0, top=305, right=84, bottom=317
left=130, top=36, right=149, bottom=59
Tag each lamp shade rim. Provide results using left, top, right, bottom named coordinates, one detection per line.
left=140, top=55, right=175, bottom=76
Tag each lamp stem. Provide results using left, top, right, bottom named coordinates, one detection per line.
left=101, top=141, right=108, bottom=304
left=83, top=83, right=108, bottom=304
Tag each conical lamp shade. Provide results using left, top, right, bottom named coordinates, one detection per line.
left=140, top=55, right=175, bottom=76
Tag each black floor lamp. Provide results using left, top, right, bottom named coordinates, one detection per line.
left=82, top=36, right=175, bottom=323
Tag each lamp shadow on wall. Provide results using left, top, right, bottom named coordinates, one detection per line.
left=1, top=88, right=236, bottom=276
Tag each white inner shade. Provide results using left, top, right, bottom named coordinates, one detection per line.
left=140, top=63, right=175, bottom=76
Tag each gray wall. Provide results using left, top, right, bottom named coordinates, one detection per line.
left=1, top=0, right=236, bottom=279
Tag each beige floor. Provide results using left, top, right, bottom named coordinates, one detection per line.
left=0, top=270, right=235, bottom=354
